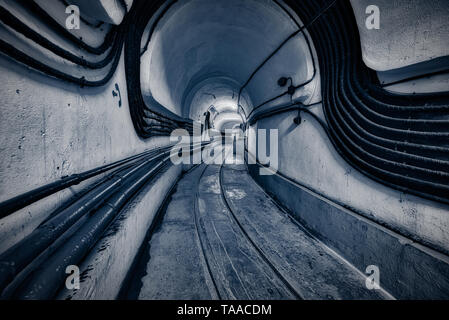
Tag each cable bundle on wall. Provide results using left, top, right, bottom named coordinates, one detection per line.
left=282, top=0, right=449, bottom=204
left=0, top=0, right=193, bottom=137
left=124, top=0, right=194, bottom=139
left=0, top=0, right=123, bottom=86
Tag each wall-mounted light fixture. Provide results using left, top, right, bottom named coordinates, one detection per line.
left=278, top=77, right=301, bottom=125
left=278, top=76, right=296, bottom=96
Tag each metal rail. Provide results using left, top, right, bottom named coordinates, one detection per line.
left=249, top=0, right=449, bottom=204
left=218, top=163, right=303, bottom=299
left=0, top=143, right=206, bottom=299
left=0, top=145, right=174, bottom=218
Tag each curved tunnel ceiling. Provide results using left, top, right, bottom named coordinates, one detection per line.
left=141, top=0, right=301, bottom=119
left=186, top=76, right=243, bottom=121
left=213, top=111, right=244, bottom=132
left=132, top=0, right=449, bottom=204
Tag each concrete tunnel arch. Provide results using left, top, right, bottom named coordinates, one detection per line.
left=0, top=0, right=449, bottom=300
left=138, top=0, right=318, bottom=130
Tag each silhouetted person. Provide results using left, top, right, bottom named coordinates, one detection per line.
left=204, top=110, right=211, bottom=132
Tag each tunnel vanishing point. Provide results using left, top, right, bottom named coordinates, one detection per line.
left=0, top=0, right=448, bottom=300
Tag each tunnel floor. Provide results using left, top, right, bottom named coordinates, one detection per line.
left=121, top=150, right=386, bottom=300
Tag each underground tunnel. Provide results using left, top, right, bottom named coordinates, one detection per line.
left=0, top=0, right=448, bottom=301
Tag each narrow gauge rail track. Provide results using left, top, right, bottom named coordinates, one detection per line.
left=119, top=144, right=386, bottom=300
left=191, top=147, right=302, bottom=300
left=218, top=164, right=303, bottom=300
left=0, top=143, right=205, bottom=300
left=193, top=163, right=223, bottom=300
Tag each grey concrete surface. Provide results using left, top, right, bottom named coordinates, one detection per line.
left=0, top=0, right=171, bottom=250
left=66, top=0, right=130, bottom=25
left=196, top=164, right=296, bottom=299
left=132, top=156, right=392, bottom=300
left=0, top=49, right=171, bottom=249
left=249, top=163, right=449, bottom=299
left=135, top=165, right=214, bottom=300
left=139, top=0, right=318, bottom=119
left=222, top=164, right=389, bottom=300
left=350, top=0, right=449, bottom=71
left=1, top=0, right=448, bottom=301
left=253, top=109, right=449, bottom=255
left=56, top=164, right=182, bottom=300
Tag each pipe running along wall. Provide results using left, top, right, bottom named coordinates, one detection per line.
left=0, top=0, right=448, bottom=299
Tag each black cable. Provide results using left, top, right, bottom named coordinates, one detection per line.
left=380, top=68, right=449, bottom=88
left=248, top=101, right=321, bottom=125
left=0, top=145, right=174, bottom=219
left=0, top=143, right=205, bottom=298
left=140, top=0, right=178, bottom=56
left=16, top=0, right=116, bottom=55
left=59, top=0, right=104, bottom=28
left=119, top=0, right=129, bottom=12
left=0, top=6, right=119, bottom=69
left=273, top=0, right=318, bottom=91
left=0, top=30, right=124, bottom=87
left=239, top=0, right=337, bottom=112
left=280, top=0, right=449, bottom=203
left=125, top=0, right=193, bottom=138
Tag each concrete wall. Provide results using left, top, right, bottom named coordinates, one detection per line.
left=350, top=0, right=449, bottom=94
left=57, top=164, right=182, bottom=300
left=139, top=0, right=321, bottom=133
left=247, top=0, right=449, bottom=256
left=140, top=0, right=302, bottom=117
left=184, top=77, right=245, bottom=121
left=253, top=108, right=449, bottom=254
left=350, top=0, right=449, bottom=72
left=2, top=0, right=448, bottom=297
left=0, top=50, right=171, bottom=250
left=67, top=0, right=131, bottom=25
left=214, top=112, right=243, bottom=132
left=0, top=0, right=171, bottom=252
left=249, top=158, right=449, bottom=299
